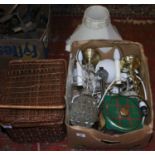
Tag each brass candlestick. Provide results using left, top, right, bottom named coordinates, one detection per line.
left=83, top=48, right=101, bottom=66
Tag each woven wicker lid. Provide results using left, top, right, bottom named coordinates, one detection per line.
left=0, top=59, right=67, bottom=109
left=0, top=59, right=67, bottom=124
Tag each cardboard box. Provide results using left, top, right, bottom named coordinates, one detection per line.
left=65, top=40, right=153, bottom=149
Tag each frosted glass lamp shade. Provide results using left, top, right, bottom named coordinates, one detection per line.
left=66, top=5, right=122, bottom=52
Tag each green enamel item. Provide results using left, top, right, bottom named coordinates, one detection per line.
left=100, top=95, right=143, bottom=133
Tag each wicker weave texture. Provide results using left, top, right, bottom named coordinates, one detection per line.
left=5, top=123, right=66, bottom=143
left=0, top=59, right=67, bottom=143
left=1, top=60, right=66, bottom=107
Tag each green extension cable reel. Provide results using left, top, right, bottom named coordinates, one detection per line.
left=100, top=95, right=143, bottom=133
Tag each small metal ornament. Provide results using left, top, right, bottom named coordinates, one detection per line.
left=96, top=67, right=108, bottom=93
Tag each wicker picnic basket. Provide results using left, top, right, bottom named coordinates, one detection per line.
left=0, top=59, right=67, bottom=143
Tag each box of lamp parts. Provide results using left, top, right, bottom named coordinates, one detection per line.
left=65, top=40, right=153, bottom=150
